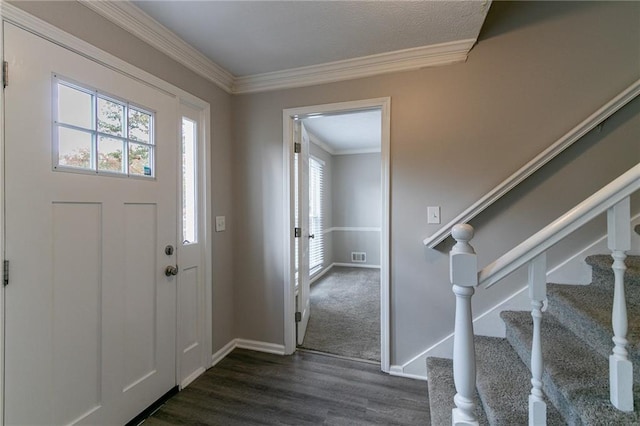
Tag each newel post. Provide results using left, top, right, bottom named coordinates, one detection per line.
left=608, top=197, right=632, bottom=412
left=450, top=224, right=479, bottom=426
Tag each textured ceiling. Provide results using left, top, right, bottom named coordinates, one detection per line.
left=133, top=1, right=490, bottom=77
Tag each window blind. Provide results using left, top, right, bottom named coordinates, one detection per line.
left=309, top=157, right=325, bottom=275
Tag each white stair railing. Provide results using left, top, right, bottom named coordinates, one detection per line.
left=450, top=163, right=640, bottom=425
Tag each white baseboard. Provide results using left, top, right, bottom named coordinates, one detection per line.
left=400, top=285, right=530, bottom=380
left=400, top=214, right=640, bottom=379
left=211, top=338, right=286, bottom=368
left=180, top=366, right=206, bottom=389
left=389, top=364, right=428, bottom=381
left=310, top=263, right=334, bottom=284
left=236, top=339, right=286, bottom=355
left=211, top=339, right=237, bottom=367
left=333, top=262, right=381, bottom=269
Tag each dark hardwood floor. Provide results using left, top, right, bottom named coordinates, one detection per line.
left=143, top=349, right=430, bottom=425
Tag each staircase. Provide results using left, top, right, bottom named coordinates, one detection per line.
left=427, top=254, right=640, bottom=425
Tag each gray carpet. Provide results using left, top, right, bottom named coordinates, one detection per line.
left=300, top=266, right=380, bottom=362
left=426, top=254, right=640, bottom=425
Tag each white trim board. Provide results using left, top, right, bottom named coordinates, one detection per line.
left=77, top=1, right=476, bottom=94
left=322, top=227, right=382, bottom=234
left=333, top=263, right=381, bottom=269
left=310, top=264, right=334, bottom=284
left=402, top=213, right=640, bottom=379
left=309, top=134, right=381, bottom=156
left=330, top=227, right=382, bottom=232
left=234, top=40, right=474, bottom=94
left=211, top=339, right=286, bottom=368
left=79, top=0, right=234, bottom=92
left=283, top=97, right=392, bottom=373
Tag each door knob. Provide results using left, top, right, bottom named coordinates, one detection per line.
left=309, top=234, right=315, bottom=239
left=165, top=265, right=178, bottom=277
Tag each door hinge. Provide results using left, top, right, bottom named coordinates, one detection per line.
left=3, top=260, right=9, bottom=286
left=295, top=311, right=302, bottom=322
left=294, top=227, right=301, bottom=238
left=294, top=142, right=301, bottom=153
left=3, top=61, right=8, bottom=89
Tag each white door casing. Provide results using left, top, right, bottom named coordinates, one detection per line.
left=296, top=121, right=311, bottom=345
left=4, top=22, right=178, bottom=425
left=282, top=98, right=391, bottom=371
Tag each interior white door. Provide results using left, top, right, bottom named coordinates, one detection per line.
left=296, top=122, right=311, bottom=345
left=177, top=104, right=207, bottom=388
left=4, top=23, right=178, bottom=425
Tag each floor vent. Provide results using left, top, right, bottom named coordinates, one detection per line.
left=351, top=252, right=366, bottom=263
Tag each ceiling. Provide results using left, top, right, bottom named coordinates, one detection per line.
left=83, top=0, right=491, bottom=144
left=303, top=110, right=382, bottom=154
left=132, top=1, right=491, bottom=78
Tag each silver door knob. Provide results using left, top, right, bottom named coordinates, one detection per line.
left=165, top=265, right=178, bottom=277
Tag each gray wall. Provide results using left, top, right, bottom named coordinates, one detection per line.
left=11, top=0, right=237, bottom=353
left=12, top=1, right=640, bottom=367
left=332, top=153, right=381, bottom=266
left=231, top=1, right=640, bottom=364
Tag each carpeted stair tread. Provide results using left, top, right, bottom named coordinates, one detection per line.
left=547, top=283, right=640, bottom=384
left=585, top=255, right=640, bottom=289
left=502, top=310, right=640, bottom=425
left=475, top=336, right=565, bottom=425
left=426, top=357, right=488, bottom=426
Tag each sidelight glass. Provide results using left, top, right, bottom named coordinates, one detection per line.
left=182, top=117, right=197, bottom=244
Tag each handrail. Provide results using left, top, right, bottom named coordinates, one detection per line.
left=424, top=78, right=640, bottom=248
left=479, top=162, right=640, bottom=288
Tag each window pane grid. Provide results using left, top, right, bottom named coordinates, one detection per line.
left=54, top=77, right=155, bottom=178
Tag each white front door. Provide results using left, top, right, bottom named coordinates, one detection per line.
left=4, top=23, right=178, bottom=425
left=296, top=122, right=311, bottom=345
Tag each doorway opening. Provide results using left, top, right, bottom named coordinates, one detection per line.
left=283, top=98, right=391, bottom=372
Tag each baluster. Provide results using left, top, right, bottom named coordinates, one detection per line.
left=528, top=253, right=547, bottom=426
left=607, top=197, right=632, bottom=412
left=450, top=224, right=479, bottom=426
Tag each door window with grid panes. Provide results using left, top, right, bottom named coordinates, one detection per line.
left=54, top=76, right=155, bottom=177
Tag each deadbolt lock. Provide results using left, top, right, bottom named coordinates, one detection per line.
left=165, top=245, right=174, bottom=256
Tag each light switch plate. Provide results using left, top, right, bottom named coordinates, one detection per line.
left=215, top=216, right=226, bottom=232
left=427, top=206, right=440, bottom=224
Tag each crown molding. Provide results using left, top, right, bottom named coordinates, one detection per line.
left=77, top=1, right=475, bottom=95
left=232, top=39, right=476, bottom=94
left=78, top=0, right=235, bottom=93
left=307, top=131, right=337, bottom=156
left=334, top=148, right=381, bottom=156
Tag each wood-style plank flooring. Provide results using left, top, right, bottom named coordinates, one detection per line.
left=143, top=349, right=430, bottom=425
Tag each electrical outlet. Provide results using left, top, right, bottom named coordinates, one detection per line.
left=427, top=206, right=440, bottom=224
left=215, top=216, right=226, bottom=232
